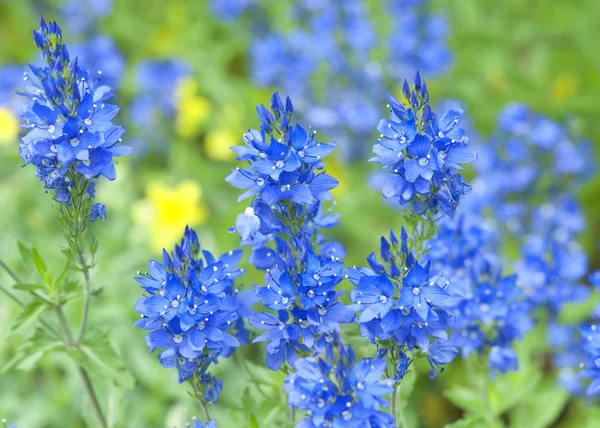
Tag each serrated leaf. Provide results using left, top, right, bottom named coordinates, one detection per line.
left=2, top=328, right=63, bottom=373
left=32, top=248, right=48, bottom=279
left=10, top=301, right=48, bottom=333
left=443, top=385, right=488, bottom=414
left=67, top=327, right=134, bottom=390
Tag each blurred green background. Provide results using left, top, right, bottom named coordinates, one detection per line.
left=1, top=0, right=599, bottom=427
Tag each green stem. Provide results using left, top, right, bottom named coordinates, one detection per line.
left=78, top=366, right=108, bottom=428
left=54, top=304, right=107, bottom=428
left=76, top=264, right=91, bottom=344
left=396, top=382, right=409, bottom=428
left=391, top=385, right=398, bottom=426
left=0, top=259, right=21, bottom=283
left=191, top=378, right=212, bottom=421
left=0, top=283, right=24, bottom=306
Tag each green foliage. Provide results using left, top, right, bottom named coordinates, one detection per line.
left=67, top=327, right=135, bottom=391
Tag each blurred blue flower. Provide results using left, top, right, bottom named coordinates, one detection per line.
left=248, top=0, right=454, bottom=161
left=210, top=0, right=255, bottom=21
left=488, top=346, right=519, bottom=380
left=60, top=0, right=113, bottom=32
left=71, top=35, right=125, bottom=89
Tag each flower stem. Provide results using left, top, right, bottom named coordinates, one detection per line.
left=0, top=259, right=21, bottom=283
left=76, top=264, right=91, bottom=344
left=391, top=385, right=398, bottom=426
left=191, top=377, right=212, bottom=421
left=199, top=399, right=212, bottom=422
left=0, top=283, right=24, bottom=306
left=53, top=304, right=107, bottom=428
left=78, top=366, right=108, bottom=428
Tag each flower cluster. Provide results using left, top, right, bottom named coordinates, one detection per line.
left=474, top=103, right=594, bottom=233
left=348, top=227, right=461, bottom=379
left=371, top=73, right=477, bottom=218
left=284, top=345, right=395, bottom=427
left=134, top=226, right=255, bottom=389
left=423, top=212, right=533, bottom=379
left=248, top=0, right=452, bottom=160
left=227, top=93, right=353, bottom=370
left=19, top=17, right=131, bottom=209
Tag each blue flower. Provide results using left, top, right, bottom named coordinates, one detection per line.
left=227, top=94, right=351, bottom=370
left=488, top=346, right=518, bottom=380
left=90, top=203, right=106, bottom=222
left=284, top=346, right=395, bottom=427
left=20, top=17, right=131, bottom=205
left=134, top=226, right=253, bottom=390
left=372, top=73, right=476, bottom=218
left=247, top=1, right=453, bottom=161
left=349, top=248, right=459, bottom=375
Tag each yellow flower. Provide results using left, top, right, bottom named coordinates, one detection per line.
left=551, top=73, right=578, bottom=104
left=132, top=180, right=208, bottom=251
left=205, top=129, right=236, bottom=161
left=175, top=78, right=211, bottom=138
left=0, top=107, right=19, bottom=145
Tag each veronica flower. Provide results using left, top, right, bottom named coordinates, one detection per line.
left=134, top=227, right=254, bottom=389
left=20, top=17, right=131, bottom=208
left=284, top=346, right=395, bottom=427
left=372, top=73, right=476, bottom=218
left=226, top=93, right=352, bottom=370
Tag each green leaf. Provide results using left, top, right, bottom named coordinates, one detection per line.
left=510, top=380, right=570, bottom=428
left=17, top=240, right=33, bottom=265
left=10, top=301, right=48, bottom=333
left=241, top=387, right=254, bottom=413
left=249, top=413, right=259, bottom=428
left=67, top=327, right=134, bottom=390
left=443, top=385, right=488, bottom=414
left=12, top=283, right=46, bottom=292
left=32, top=247, right=48, bottom=279
left=489, top=369, right=542, bottom=415
left=445, top=415, right=487, bottom=428
left=2, top=328, right=63, bottom=373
